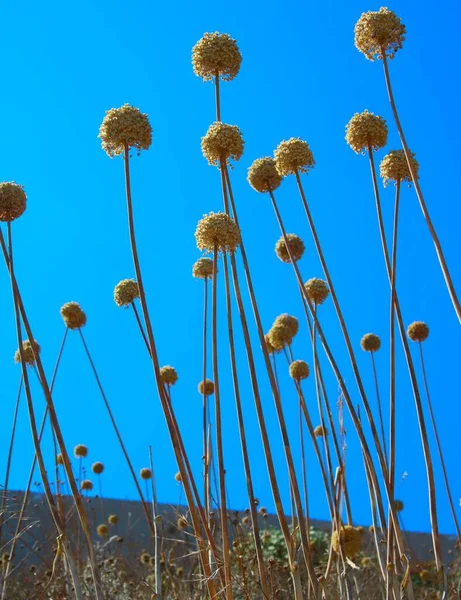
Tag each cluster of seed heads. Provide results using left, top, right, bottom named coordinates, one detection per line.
left=304, top=278, right=330, bottom=305
left=331, top=526, right=362, bottom=558
left=61, top=302, right=87, bottom=330
left=361, top=333, right=381, bottom=352
left=380, top=149, right=419, bottom=186
left=289, top=360, right=310, bottom=381
left=247, top=157, right=282, bottom=193
left=345, top=110, right=388, bottom=153
left=275, top=234, right=305, bottom=263
left=195, top=211, right=240, bottom=253
left=274, top=138, right=315, bottom=176
left=201, top=122, right=244, bottom=166
left=354, top=7, right=406, bottom=61
left=192, top=32, right=242, bottom=81
left=14, top=339, right=40, bottom=366
left=160, top=365, right=178, bottom=386
left=407, top=321, right=429, bottom=343
left=0, top=182, right=27, bottom=222
left=99, top=104, right=152, bottom=157
left=114, top=279, right=139, bottom=307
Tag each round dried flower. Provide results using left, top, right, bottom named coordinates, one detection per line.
left=407, top=321, right=429, bottom=343
left=99, top=104, right=152, bottom=157
left=114, top=279, right=139, bottom=307
left=160, top=365, right=178, bottom=386
left=345, top=110, right=388, bottom=153
left=56, top=454, right=63, bottom=466
left=247, top=157, right=282, bottom=193
left=394, top=499, right=404, bottom=512
left=193, top=257, right=215, bottom=279
left=361, top=333, right=381, bottom=352
left=108, top=514, right=119, bottom=525
left=314, top=425, right=328, bottom=438
left=304, top=278, right=329, bottom=306
left=289, top=360, right=310, bottom=381
left=14, top=339, right=40, bottom=366
left=274, top=314, right=298, bottom=338
left=275, top=234, right=305, bottom=263
left=140, top=552, right=151, bottom=565
left=177, top=516, right=188, bottom=531
left=380, top=150, right=419, bottom=186
left=354, top=8, right=406, bottom=61
left=96, top=524, right=108, bottom=538
left=192, top=32, right=242, bottom=81
left=60, top=302, right=87, bottom=330
left=201, top=122, right=244, bottom=167
left=268, top=321, right=296, bottom=351
left=92, top=462, right=104, bottom=475
left=174, top=471, right=182, bottom=483
left=140, top=468, right=152, bottom=480
left=195, top=212, right=240, bottom=254
left=264, top=334, right=277, bottom=355
left=198, top=379, right=215, bottom=396
left=74, top=444, right=88, bottom=458
left=81, top=480, right=93, bottom=492
left=0, top=182, right=27, bottom=222
left=274, top=138, right=315, bottom=176
left=331, top=525, right=362, bottom=558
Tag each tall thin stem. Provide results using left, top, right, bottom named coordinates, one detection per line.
left=370, top=352, right=388, bottom=466
left=131, top=302, right=150, bottom=355
left=215, top=72, right=221, bottom=122
left=202, top=277, right=210, bottom=521
left=148, top=447, right=161, bottom=599
left=381, top=51, right=461, bottom=324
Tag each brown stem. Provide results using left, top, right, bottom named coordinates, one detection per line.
left=131, top=302, right=151, bottom=355
left=202, top=277, right=210, bottom=521
left=370, top=352, right=388, bottom=467
left=215, top=72, right=221, bottom=122
left=298, top=397, right=310, bottom=540
left=381, top=52, right=461, bottom=324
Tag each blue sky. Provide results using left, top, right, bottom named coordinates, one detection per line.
left=0, top=0, right=460, bottom=536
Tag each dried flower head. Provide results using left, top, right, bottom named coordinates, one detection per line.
left=264, top=334, right=277, bottom=355
left=380, top=149, right=419, bottom=186
left=177, top=516, right=188, bottom=531
left=114, top=279, right=139, bottom=307
left=96, top=524, right=108, bottom=538
left=192, top=32, right=242, bottom=81
left=160, top=365, right=178, bottom=386
left=92, top=462, right=104, bottom=475
left=361, top=333, right=381, bottom=352
left=275, top=234, right=305, bottom=263
left=267, top=315, right=298, bottom=351
left=304, top=278, right=330, bottom=305
left=201, top=122, right=244, bottom=167
left=192, top=257, right=215, bottom=279
left=60, top=302, right=87, bottom=330
left=0, top=182, right=27, bottom=222
left=140, top=468, right=152, bottom=480
left=81, top=479, right=93, bottom=492
left=99, top=104, right=152, bottom=157
left=108, top=514, right=119, bottom=525
left=289, top=360, right=310, bottom=381
left=274, top=138, right=315, bottom=176
left=314, top=425, right=328, bottom=438
left=354, top=7, right=406, bottom=61
left=198, top=379, right=215, bottom=396
left=394, top=499, right=404, bottom=512
left=56, top=454, right=63, bottom=466
left=345, top=110, right=388, bottom=153
left=274, top=314, right=298, bottom=337
left=174, top=471, right=182, bottom=483
left=195, top=212, right=240, bottom=254
left=247, top=157, right=283, bottom=193
left=407, top=321, right=429, bottom=343
left=14, top=339, right=40, bottom=366
left=356, top=526, right=366, bottom=535
left=74, top=444, right=88, bottom=458
left=331, top=525, right=362, bottom=558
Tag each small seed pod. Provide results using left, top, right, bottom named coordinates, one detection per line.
left=108, top=514, right=119, bottom=525
left=92, top=462, right=104, bottom=475
left=61, top=302, right=87, bottom=330
left=174, top=471, right=182, bottom=483
left=81, top=479, right=93, bottom=492
left=275, top=234, right=305, bottom=263
left=201, top=122, right=244, bottom=167
left=114, top=279, right=139, bottom=307
left=331, top=525, right=362, bottom=558
left=407, top=321, right=429, bottom=343
left=198, top=379, right=215, bottom=396
left=380, top=149, right=419, bottom=187
left=274, top=138, right=315, bottom=176
left=361, top=333, right=381, bottom=352
left=99, top=104, right=152, bottom=157
left=74, top=444, right=88, bottom=458
left=195, top=211, right=240, bottom=254
left=345, top=110, right=388, bottom=153
left=0, top=182, right=27, bottom=222
left=289, top=360, right=310, bottom=381
left=192, top=32, right=242, bottom=81
left=354, top=7, right=406, bottom=61
left=177, top=516, right=188, bottom=531
left=304, top=278, right=329, bottom=306
left=160, top=365, right=178, bottom=386
left=314, top=425, right=328, bottom=438
left=14, top=339, right=40, bottom=367
left=247, top=157, right=282, bottom=193
left=192, top=257, right=215, bottom=279
left=140, top=468, right=152, bottom=480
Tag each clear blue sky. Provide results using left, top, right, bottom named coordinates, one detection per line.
left=1, top=0, right=460, bottom=535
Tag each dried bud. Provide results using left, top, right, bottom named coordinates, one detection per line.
left=274, top=138, right=315, bottom=176
left=192, top=32, right=242, bottom=81
left=74, top=444, right=88, bottom=458
left=193, top=257, right=215, bottom=279
left=345, top=110, right=388, bottom=153
left=247, top=157, right=282, bottom=193
left=174, top=471, right=182, bottom=483
left=81, top=480, right=93, bottom=492
left=354, top=7, right=406, bottom=61
left=96, top=524, right=108, bottom=537
left=140, top=468, right=152, bottom=480
left=198, top=379, right=215, bottom=396
left=201, top=122, right=244, bottom=166
left=195, top=212, right=240, bottom=254
left=160, top=365, right=178, bottom=386
left=314, top=425, right=328, bottom=438
left=394, top=499, right=404, bottom=512
left=92, top=462, right=104, bottom=475
left=380, top=149, right=419, bottom=186
left=114, top=279, right=139, bottom=307
left=289, top=360, right=310, bottom=381
left=14, top=339, right=40, bottom=367
left=61, top=302, right=87, bottom=330
left=407, top=321, right=429, bottom=343
left=0, top=182, right=26, bottom=222
left=275, top=234, right=305, bottom=263
left=361, top=333, right=381, bottom=352
left=108, top=514, right=119, bottom=525
left=99, top=104, right=152, bottom=157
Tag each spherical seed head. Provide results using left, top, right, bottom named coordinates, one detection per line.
left=0, top=182, right=27, bottom=222
left=14, top=339, right=40, bottom=366
left=192, top=32, right=242, bottom=81
left=96, top=523, right=108, bottom=537
left=74, top=444, right=88, bottom=458
left=304, top=278, right=330, bottom=305
left=361, top=333, right=381, bottom=352
left=407, top=321, right=429, bottom=343
left=275, top=234, right=305, bottom=263
left=314, top=425, right=328, bottom=438
left=195, top=211, right=240, bottom=254
left=201, top=122, right=244, bottom=167
left=274, top=314, right=299, bottom=338
left=380, top=149, right=419, bottom=186
left=247, top=157, right=282, bottom=193
left=114, top=279, right=139, bottom=307
left=289, top=360, right=310, bottom=381
left=331, top=525, right=362, bottom=558
left=177, top=516, right=188, bottom=531
left=274, top=138, right=315, bottom=177
left=99, top=104, right=152, bottom=157
left=160, top=365, right=178, bottom=386
left=60, top=302, right=87, bottom=330
left=394, top=499, right=404, bottom=512
left=198, top=379, right=215, bottom=396
left=92, top=462, right=104, bottom=475
left=354, top=7, right=406, bottom=61
left=267, top=323, right=295, bottom=351
left=140, top=468, right=152, bottom=480
left=108, top=514, right=119, bottom=525
left=81, top=479, right=93, bottom=491
left=264, top=334, right=277, bottom=355
left=192, top=257, right=215, bottom=279
left=174, top=471, right=182, bottom=483
left=345, top=110, right=388, bottom=153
